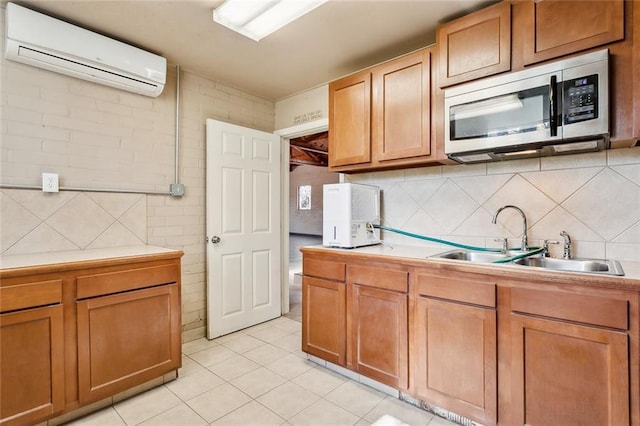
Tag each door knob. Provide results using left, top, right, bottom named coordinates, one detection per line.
left=211, top=236, right=221, bottom=244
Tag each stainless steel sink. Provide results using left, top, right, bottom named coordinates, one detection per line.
left=432, top=249, right=625, bottom=276
left=432, top=249, right=522, bottom=263
left=514, top=256, right=625, bottom=276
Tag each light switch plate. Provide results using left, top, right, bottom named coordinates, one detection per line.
left=42, top=172, right=59, bottom=192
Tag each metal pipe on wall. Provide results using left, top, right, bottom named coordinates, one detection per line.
left=0, top=183, right=171, bottom=195
left=1, top=65, right=185, bottom=197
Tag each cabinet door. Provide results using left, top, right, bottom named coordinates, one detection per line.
left=351, top=285, right=408, bottom=389
left=511, top=314, right=629, bottom=425
left=437, top=1, right=511, bottom=87
left=371, top=49, right=432, bottom=162
left=302, top=276, right=346, bottom=365
left=522, top=0, right=624, bottom=65
left=328, top=70, right=371, bottom=168
left=0, top=305, right=64, bottom=426
left=77, top=284, right=181, bottom=403
left=416, top=297, right=497, bottom=425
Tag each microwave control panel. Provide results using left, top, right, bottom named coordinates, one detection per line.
left=563, top=74, right=598, bottom=124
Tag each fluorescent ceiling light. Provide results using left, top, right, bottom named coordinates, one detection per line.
left=213, top=0, right=327, bottom=41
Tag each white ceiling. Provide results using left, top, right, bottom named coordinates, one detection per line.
left=4, top=0, right=495, bottom=101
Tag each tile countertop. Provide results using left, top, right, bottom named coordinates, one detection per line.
left=0, top=245, right=183, bottom=273
left=300, top=244, right=640, bottom=291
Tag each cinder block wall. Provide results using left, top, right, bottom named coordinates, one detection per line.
left=0, top=5, right=275, bottom=341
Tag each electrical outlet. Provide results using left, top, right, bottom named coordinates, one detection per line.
left=42, top=172, right=59, bottom=192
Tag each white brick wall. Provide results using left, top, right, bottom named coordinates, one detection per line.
left=0, top=5, right=276, bottom=341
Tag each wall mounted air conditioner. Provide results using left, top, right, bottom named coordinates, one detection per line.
left=5, top=2, right=167, bottom=97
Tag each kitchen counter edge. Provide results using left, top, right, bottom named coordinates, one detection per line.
left=300, top=245, right=640, bottom=291
left=0, top=245, right=184, bottom=277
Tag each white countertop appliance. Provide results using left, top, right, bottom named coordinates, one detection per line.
left=323, top=183, right=380, bottom=248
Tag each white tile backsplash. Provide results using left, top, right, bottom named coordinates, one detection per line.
left=1, top=189, right=147, bottom=254
left=350, top=148, right=640, bottom=260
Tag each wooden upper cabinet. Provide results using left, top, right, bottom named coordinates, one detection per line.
left=371, top=48, right=432, bottom=162
left=522, top=0, right=624, bottom=66
left=437, top=1, right=511, bottom=87
left=328, top=70, right=371, bottom=168
left=329, top=48, right=438, bottom=172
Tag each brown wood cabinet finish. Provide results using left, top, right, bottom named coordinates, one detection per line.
left=508, top=284, right=633, bottom=425
left=301, top=247, right=640, bottom=425
left=77, top=283, right=181, bottom=403
left=510, top=314, right=629, bottom=425
left=0, top=251, right=182, bottom=425
left=301, top=257, right=347, bottom=365
left=0, top=305, right=65, bottom=426
left=328, top=70, right=371, bottom=168
left=329, top=48, right=441, bottom=173
left=371, top=49, right=432, bottom=162
left=347, top=262, right=409, bottom=388
left=437, top=1, right=511, bottom=87
left=415, top=271, right=497, bottom=425
left=302, top=276, right=346, bottom=365
left=350, top=284, right=408, bottom=389
left=521, top=0, right=624, bottom=66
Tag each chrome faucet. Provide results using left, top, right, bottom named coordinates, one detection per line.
left=492, top=205, right=528, bottom=251
left=560, top=231, right=572, bottom=259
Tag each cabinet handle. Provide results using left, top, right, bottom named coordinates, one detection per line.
left=549, top=74, right=558, bottom=137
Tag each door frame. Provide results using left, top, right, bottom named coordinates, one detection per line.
left=276, top=118, right=329, bottom=314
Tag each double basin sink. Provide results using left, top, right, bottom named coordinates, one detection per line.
left=433, top=249, right=625, bottom=276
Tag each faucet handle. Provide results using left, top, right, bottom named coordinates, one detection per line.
left=542, top=239, right=560, bottom=257
left=560, top=231, right=572, bottom=259
left=494, top=237, right=509, bottom=253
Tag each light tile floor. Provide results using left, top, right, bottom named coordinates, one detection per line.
left=66, top=317, right=458, bottom=426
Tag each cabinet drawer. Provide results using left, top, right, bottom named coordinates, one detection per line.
left=348, top=265, right=408, bottom=293
left=511, top=287, right=628, bottom=330
left=0, top=280, right=62, bottom=313
left=417, top=272, right=496, bottom=308
left=77, top=263, right=178, bottom=299
left=303, top=258, right=346, bottom=282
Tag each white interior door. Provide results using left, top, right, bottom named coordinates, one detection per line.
left=206, top=119, right=281, bottom=339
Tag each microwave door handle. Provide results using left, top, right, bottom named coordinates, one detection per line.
left=549, top=75, right=558, bottom=137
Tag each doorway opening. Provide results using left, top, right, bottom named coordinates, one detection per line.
left=285, top=130, right=339, bottom=321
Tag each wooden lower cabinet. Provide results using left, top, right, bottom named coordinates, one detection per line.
left=415, top=271, right=497, bottom=425
left=302, top=276, right=346, bottom=365
left=300, top=249, right=639, bottom=425
left=510, top=313, right=629, bottom=425
left=0, top=250, right=182, bottom=425
left=351, top=284, right=408, bottom=389
left=508, top=286, right=632, bottom=425
left=0, top=305, right=65, bottom=426
left=348, top=264, right=409, bottom=389
left=77, top=284, right=181, bottom=403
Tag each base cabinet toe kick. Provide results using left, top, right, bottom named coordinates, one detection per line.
left=0, top=249, right=183, bottom=426
left=301, top=249, right=640, bottom=426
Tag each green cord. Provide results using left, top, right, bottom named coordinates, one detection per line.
left=373, top=224, right=542, bottom=263
left=491, top=247, right=544, bottom=263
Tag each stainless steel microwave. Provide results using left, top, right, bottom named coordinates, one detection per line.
left=444, top=49, right=609, bottom=163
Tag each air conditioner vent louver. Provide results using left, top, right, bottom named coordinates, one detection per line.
left=5, top=2, right=166, bottom=97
